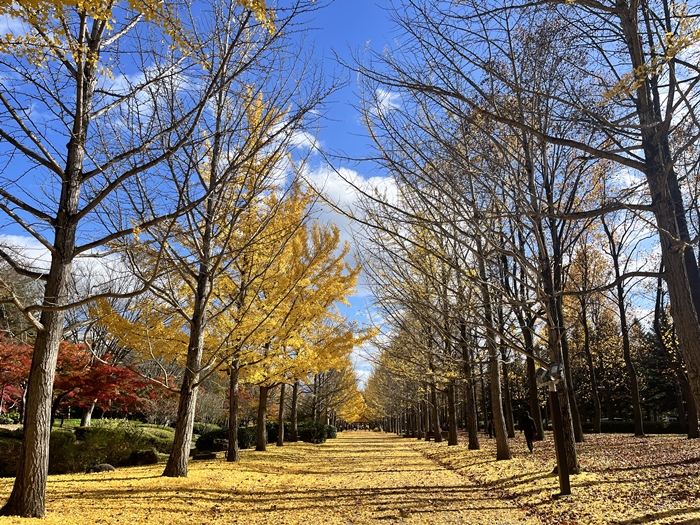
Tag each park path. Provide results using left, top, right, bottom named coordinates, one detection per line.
left=0, top=431, right=539, bottom=525
left=213, top=430, right=540, bottom=525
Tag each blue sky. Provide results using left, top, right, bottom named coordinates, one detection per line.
left=310, top=0, right=393, bottom=160
left=303, top=0, right=397, bottom=382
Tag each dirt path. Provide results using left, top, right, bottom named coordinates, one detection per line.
left=0, top=431, right=538, bottom=525
left=259, top=431, right=539, bottom=525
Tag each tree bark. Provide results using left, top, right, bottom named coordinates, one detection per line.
left=460, top=324, right=480, bottom=449
left=277, top=383, right=285, bottom=447
left=603, top=218, right=644, bottom=437
left=447, top=381, right=458, bottom=446
left=430, top=383, right=442, bottom=442
left=289, top=381, right=299, bottom=442
left=256, top=385, right=269, bottom=452
left=526, top=356, right=544, bottom=440
left=163, top=263, right=212, bottom=477
left=501, top=352, right=515, bottom=438
left=227, top=361, right=240, bottom=462
left=617, top=5, right=700, bottom=422
left=80, top=401, right=96, bottom=428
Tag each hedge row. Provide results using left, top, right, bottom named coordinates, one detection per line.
left=0, top=422, right=174, bottom=477
left=196, top=421, right=338, bottom=450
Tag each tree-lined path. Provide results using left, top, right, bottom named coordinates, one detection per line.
left=0, top=431, right=537, bottom=525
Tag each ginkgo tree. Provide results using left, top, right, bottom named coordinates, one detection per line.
left=0, top=0, right=291, bottom=515
left=223, top=218, right=370, bottom=453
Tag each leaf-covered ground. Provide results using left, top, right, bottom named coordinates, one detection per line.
left=0, top=431, right=536, bottom=525
left=0, top=431, right=698, bottom=524
left=412, top=432, right=700, bottom=525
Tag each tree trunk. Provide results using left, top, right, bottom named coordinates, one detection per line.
left=447, top=381, right=458, bottom=446
left=615, top=6, right=700, bottom=424
left=80, top=401, right=96, bottom=428
left=603, top=218, right=644, bottom=437
left=460, top=330, right=480, bottom=449
left=580, top=298, right=602, bottom=433
left=655, top=273, right=700, bottom=439
left=289, top=381, right=299, bottom=442
left=490, top=342, right=511, bottom=460
left=416, top=403, right=423, bottom=439
left=430, top=383, right=442, bottom=442
left=501, top=353, right=515, bottom=438
left=163, top=270, right=211, bottom=477
left=256, top=385, right=268, bottom=452
left=277, top=383, right=285, bottom=447
left=2, top=249, right=77, bottom=517
left=163, top=370, right=199, bottom=477
left=526, top=356, right=544, bottom=440
left=227, top=361, right=240, bottom=462
left=423, top=395, right=430, bottom=442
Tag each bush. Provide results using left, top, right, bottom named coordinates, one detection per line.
left=49, top=430, right=80, bottom=474
left=299, top=420, right=328, bottom=444
left=196, top=426, right=257, bottom=451
left=238, top=426, right=257, bottom=450
left=69, top=421, right=174, bottom=469
left=193, top=422, right=220, bottom=435
left=138, top=427, right=175, bottom=453
left=0, top=434, right=22, bottom=477
left=195, top=428, right=228, bottom=450
left=266, top=422, right=291, bottom=444
left=129, top=448, right=160, bottom=466
left=0, top=411, right=20, bottom=425
left=325, top=425, right=338, bottom=439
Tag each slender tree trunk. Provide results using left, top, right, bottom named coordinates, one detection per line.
left=460, top=327, right=480, bottom=449
left=289, top=381, right=299, bottom=442
left=526, top=355, right=544, bottom=440
left=479, top=363, right=488, bottom=431
left=227, top=361, right=240, bottom=462
left=501, top=352, right=515, bottom=438
left=558, top=301, right=584, bottom=443
left=277, top=383, right=286, bottom=447
left=447, top=381, right=458, bottom=446
left=603, top=218, right=644, bottom=437
left=423, top=395, right=430, bottom=442
left=612, top=6, right=700, bottom=422
left=163, top=366, right=200, bottom=477
left=80, top=401, right=96, bottom=428
left=430, top=383, right=442, bottom=443
left=580, top=298, right=602, bottom=433
left=256, top=386, right=269, bottom=452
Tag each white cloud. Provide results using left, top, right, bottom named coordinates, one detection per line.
left=0, top=234, right=51, bottom=273
left=371, top=88, right=401, bottom=116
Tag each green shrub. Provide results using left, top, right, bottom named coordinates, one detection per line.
left=238, top=426, right=257, bottom=449
left=138, top=427, right=174, bottom=454
left=196, top=426, right=257, bottom=451
left=72, top=421, right=174, bottom=467
left=0, top=434, right=22, bottom=477
left=266, top=422, right=291, bottom=444
left=299, top=420, right=327, bottom=444
left=129, top=448, right=160, bottom=466
left=0, top=411, right=20, bottom=425
left=193, top=422, right=220, bottom=435
left=325, top=425, right=338, bottom=439
left=49, top=430, right=80, bottom=474
left=195, top=428, right=228, bottom=450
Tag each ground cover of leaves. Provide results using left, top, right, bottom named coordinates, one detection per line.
left=412, top=432, right=700, bottom=525
left=0, top=431, right=536, bottom=525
